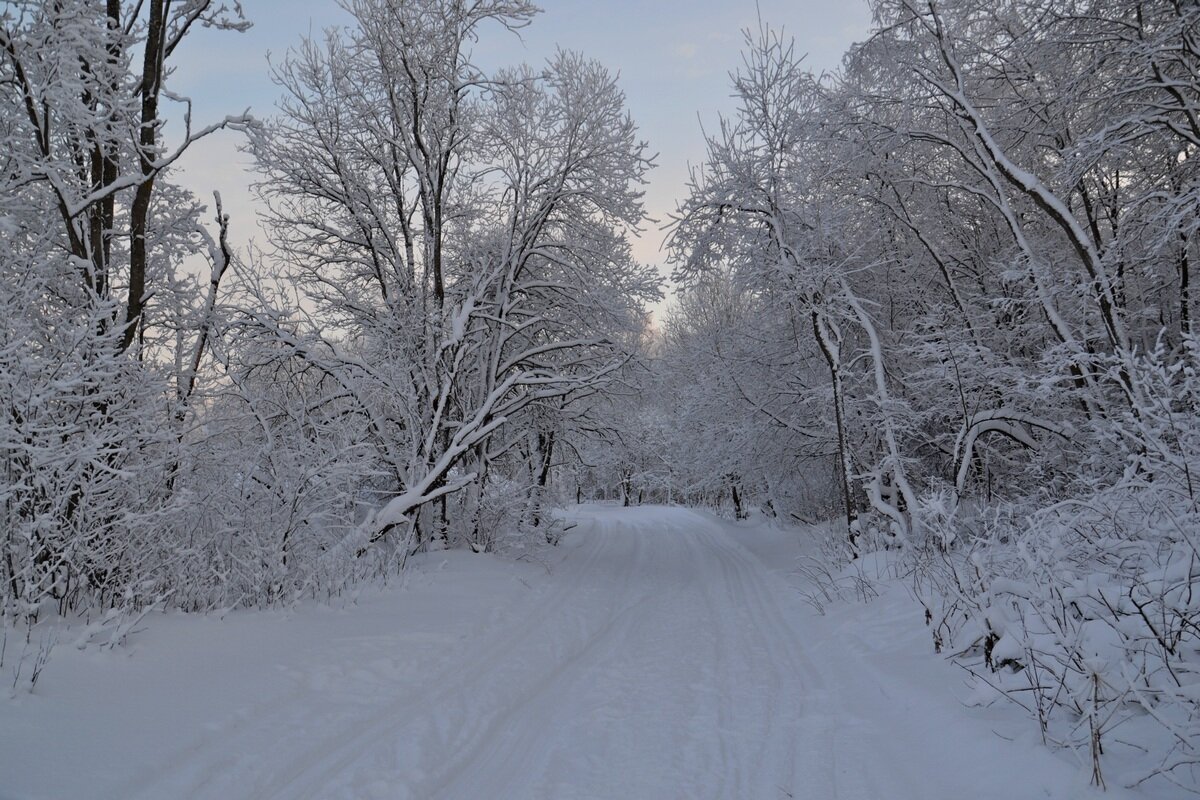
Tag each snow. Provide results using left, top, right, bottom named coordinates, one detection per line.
left=0, top=506, right=1155, bottom=799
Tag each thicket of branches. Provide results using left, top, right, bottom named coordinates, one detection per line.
left=604, top=0, right=1200, bottom=790
left=0, top=0, right=657, bottom=652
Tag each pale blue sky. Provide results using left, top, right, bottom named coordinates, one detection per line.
left=172, top=0, right=871, bottom=288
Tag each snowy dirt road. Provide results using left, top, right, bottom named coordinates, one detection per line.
left=5, top=506, right=1118, bottom=799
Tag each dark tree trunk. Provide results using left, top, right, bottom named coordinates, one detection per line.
left=123, top=0, right=167, bottom=353
left=730, top=479, right=746, bottom=520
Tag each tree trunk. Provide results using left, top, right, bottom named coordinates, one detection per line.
left=123, top=0, right=167, bottom=353
left=811, top=307, right=859, bottom=555
left=730, top=478, right=746, bottom=520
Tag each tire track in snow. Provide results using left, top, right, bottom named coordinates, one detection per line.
left=262, top=515, right=651, bottom=799
left=121, top=518, right=614, bottom=800
left=699, top=517, right=930, bottom=800
left=426, top=509, right=823, bottom=800
left=124, top=507, right=833, bottom=800
left=419, top=513, right=725, bottom=799
left=691, top=517, right=815, bottom=798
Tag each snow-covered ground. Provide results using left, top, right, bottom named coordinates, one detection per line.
left=1, top=505, right=1151, bottom=799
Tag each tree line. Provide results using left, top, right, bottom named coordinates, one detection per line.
left=600, top=1, right=1199, bottom=789
left=0, top=0, right=657, bottom=622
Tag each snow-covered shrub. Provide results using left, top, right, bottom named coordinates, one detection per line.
left=910, top=336, right=1200, bottom=791
left=918, top=492, right=1200, bottom=790
left=797, top=520, right=885, bottom=614
left=165, top=350, right=375, bottom=610
left=0, top=248, right=179, bottom=623
left=440, top=458, right=571, bottom=554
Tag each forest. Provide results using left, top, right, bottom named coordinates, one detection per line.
left=3, top=0, right=1200, bottom=795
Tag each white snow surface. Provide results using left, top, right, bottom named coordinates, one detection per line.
left=2, top=505, right=1141, bottom=799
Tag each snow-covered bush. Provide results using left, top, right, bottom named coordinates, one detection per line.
left=909, top=338, right=1200, bottom=790
left=916, top=490, right=1200, bottom=790
left=0, top=226, right=180, bottom=623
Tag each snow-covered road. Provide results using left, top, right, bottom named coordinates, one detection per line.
left=5, top=506, right=1117, bottom=799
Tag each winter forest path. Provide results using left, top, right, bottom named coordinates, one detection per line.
left=7, top=506, right=1110, bottom=799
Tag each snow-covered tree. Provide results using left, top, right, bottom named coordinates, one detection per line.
left=0, top=0, right=247, bottom=621
left=655, top=2, right=1200, bottom=786
left=246, top=0, right=659, bottom=555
